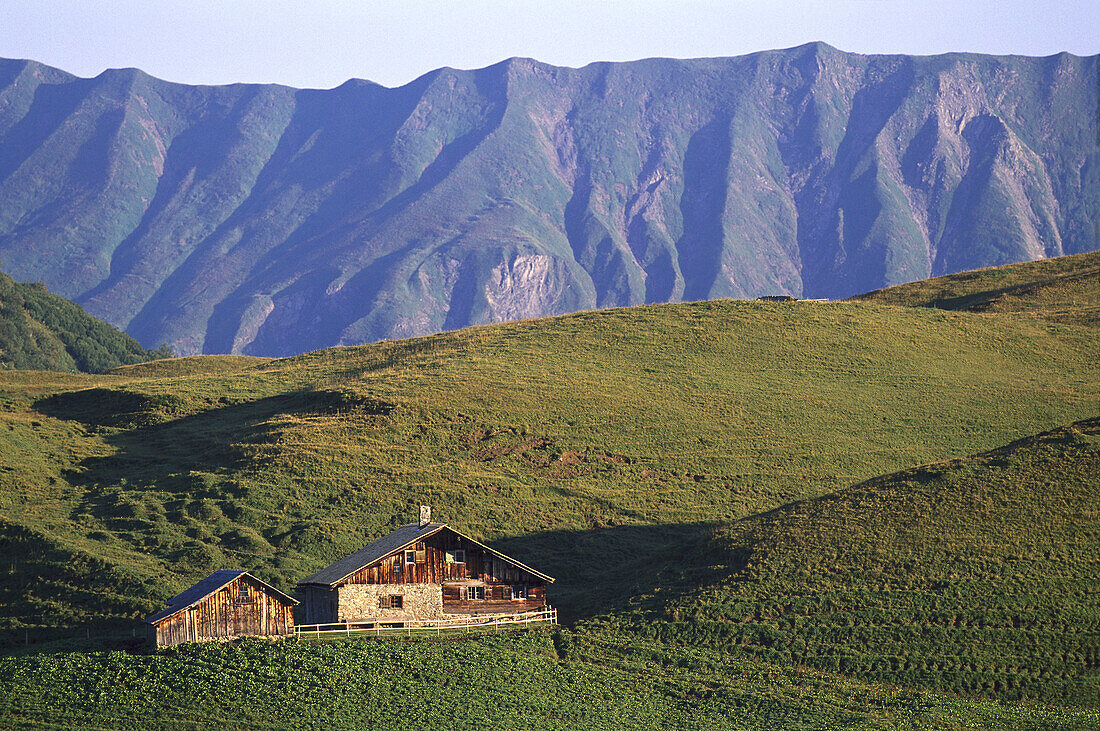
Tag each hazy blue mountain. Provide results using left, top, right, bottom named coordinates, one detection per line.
left=0, top=44, right=1095, bottom=355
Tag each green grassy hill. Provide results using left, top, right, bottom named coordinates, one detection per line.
left=851, top=249, right=1100, bottom=327
left=0, top=299, right=1096, bottom=628
left=0, top=293, right=1096, bottom=726
left=597, top=417, right=1100, bottom=707
left=0, top=271, right=171, bottom=373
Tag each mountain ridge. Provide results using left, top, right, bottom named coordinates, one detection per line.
left=9, top=41, right=1092, bottom=90
left=0, top=45, right=1095, bottom=355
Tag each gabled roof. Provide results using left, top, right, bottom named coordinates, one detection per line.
left=145, top=570, right=297, bottom=625
left=298, top=522, right=446, bottom=586
left=297, top=523, right=555, bottom=587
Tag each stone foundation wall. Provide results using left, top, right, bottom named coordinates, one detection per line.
left=337, top=583, right=443, bottom=621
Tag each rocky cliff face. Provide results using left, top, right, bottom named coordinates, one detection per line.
left=0, top=44, right=1095, bottom=355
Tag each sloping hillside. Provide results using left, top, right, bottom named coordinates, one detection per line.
left=0, top=293, right=1096, bottom=726
left=0, top=299, right=1095, bottom=638
left=0, top=46, right=1096, bottom=355
left=0, top=272, right=170, bottom=372
left=604, top=418, right=1100, bottom=706
left=853, top=249, right=1100, bottom=326
left=0, top=308, right=1096, bottom=727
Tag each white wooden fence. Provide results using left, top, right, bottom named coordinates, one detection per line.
left=295, top=607, right=557, bottom=639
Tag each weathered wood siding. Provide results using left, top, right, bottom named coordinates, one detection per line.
left=441, top=583, right=546, bottom=615
left=300, top=529, right=548, bottom=623
left=152, top=574, right=295, bottom=647
left=342, top=532, right=545, bottom=588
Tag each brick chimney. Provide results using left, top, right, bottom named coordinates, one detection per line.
left=419, top=505, right=431, bottom=528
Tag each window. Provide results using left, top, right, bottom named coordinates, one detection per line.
left=392, top=556, right=402, bottom=573
left=405, top=546, right=426, bottom=563
left=465, top=586, right=485, bottom=601
left=511, top=585, right=528, bottom=600
left=445, top=549, right=466, bottom=564
left=237, top=584, right=251, bottom=602
left=404, top=549, right=416, bottom=564
left=379, top=595, right=404, bottom=609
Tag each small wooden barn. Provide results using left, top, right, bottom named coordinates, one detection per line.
left=145, top=570, right=298, bottom=647
left=297, top=507, right=554, bottom=625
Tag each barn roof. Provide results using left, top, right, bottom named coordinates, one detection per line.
left=297, top=523, right=555, bottom=587
left=145, top=570, right=297, bottom=625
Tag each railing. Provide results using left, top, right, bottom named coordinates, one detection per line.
left=294, top=607, right=557, bottom=639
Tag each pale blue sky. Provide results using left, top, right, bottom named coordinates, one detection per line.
left=2, top=0, right=1096, bottom=89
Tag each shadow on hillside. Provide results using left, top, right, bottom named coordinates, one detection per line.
left=29, top=388, right=741, bottom=628
left=33, top=389, right=391, bottom=528
left=489, top=521, right=739, bottom=624
left=0, top=519, right=742, bottom=658
left=0, top=520, right=156, bottom=654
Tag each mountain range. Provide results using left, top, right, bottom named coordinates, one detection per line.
left=0, top=44, right=1095, bottom=355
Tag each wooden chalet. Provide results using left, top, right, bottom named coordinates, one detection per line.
left=145, top=570, right=297, bottom=647
left=297, top=507, right=554, bottom=625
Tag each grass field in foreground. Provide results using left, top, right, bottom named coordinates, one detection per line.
left=0, top=632, right=1096, bottom=730
left=593, top=418, right=1100, bottom=706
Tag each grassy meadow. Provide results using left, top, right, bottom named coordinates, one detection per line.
left=853, top=249, right=1100, bottom=327
left=1, top=300, right=1096, bottom=625
left=597, top=418, right=1100, bottom=706
left=0, top=254, right=1097, bottom=726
